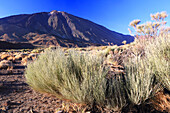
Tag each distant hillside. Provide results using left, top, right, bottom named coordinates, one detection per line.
left=0, top=10, right=134, bottom=48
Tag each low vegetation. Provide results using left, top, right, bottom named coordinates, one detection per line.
left=128, top=11, right=170, bottom=91
left=124, top=11, right=170, bottom=111
left=25, top=48, right=128, bottom=111
left=124, top=56, right=160, bottom=105
left=144, top=34, right=170, bottom=91
left=25, top=11, right=170, bottom=112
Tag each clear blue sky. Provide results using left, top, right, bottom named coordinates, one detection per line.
left=0, top=0, right=170, bottom=35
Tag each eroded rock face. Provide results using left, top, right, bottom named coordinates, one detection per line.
left=0, top=11, right=134, bottom=48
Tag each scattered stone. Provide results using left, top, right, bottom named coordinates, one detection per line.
left=55, top=110, right=63, bottom=113
left=3, top=101, right=11, bottom=106
left=14, top=54, right=23, bottom=60
left=114, top=49, right=119, bottom=54
left=15, top=53, right=28, bottom=60
left=1, top=54, right=9, bottom=60
left=22, top=56, right=32, bottom=65
left=7, top=56, right=15, bottom=62
left=7, top=68, right=13, bottom=74
left=0, top=106, right=7, bottom=112
left=0, top=60, right=14, bottom=69
left=28, top=53, right=38, bottom=60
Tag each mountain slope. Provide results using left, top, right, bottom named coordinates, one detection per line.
left=0, top=41, right=34, bottom=49
left=0, top=10, right=134, bottom=47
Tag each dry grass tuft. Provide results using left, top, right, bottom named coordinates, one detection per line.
left=124, top=56, right=160, bottom=105
left=25, top=48, right=127, bottom=112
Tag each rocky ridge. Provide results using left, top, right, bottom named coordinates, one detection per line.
left=0, top=10, right=134, bottom=48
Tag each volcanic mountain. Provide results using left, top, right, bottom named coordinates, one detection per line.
left=0, top=10, right=134, bottom=48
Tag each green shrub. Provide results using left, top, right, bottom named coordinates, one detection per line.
left=25, top=48, right=127, bottom=111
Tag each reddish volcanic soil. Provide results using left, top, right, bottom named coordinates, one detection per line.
left=0, top=61, right=63, bottom=113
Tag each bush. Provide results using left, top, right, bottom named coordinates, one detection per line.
left=25, top=48, right=127, bottom=111
left=124, top=56, right=160, bottom=105
left=129, top=11, right=169, bottom=38
left=124, top=11, right=170, bottom=105
left=144, top=34, right=170, bottom=90
left=128, top=11, right=170, bottom=91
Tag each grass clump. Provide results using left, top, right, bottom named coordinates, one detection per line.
left=124, top=11, right=169, bottom=106
left=128, top=11, right=170, bottom=91
left=144, top=34, right=170, bottom=90
left=25, top=48, right=127, bottom=111
left=124, top=56, right=160, bottom=105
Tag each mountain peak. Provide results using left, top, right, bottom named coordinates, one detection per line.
left=49, top=10, right=60, bottom=15
left=0, top=11, right=134, bottom=48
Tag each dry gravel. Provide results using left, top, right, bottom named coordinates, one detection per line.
left=0, top=61, right=63, bottom=113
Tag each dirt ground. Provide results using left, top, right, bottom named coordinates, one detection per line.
left=0, top=61, right=63, bottom=113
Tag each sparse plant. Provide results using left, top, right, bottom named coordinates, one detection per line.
left=129, top=11, right=169, bottom=38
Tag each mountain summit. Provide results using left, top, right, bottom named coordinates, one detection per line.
left=0, top=10, right=134, bottom=47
